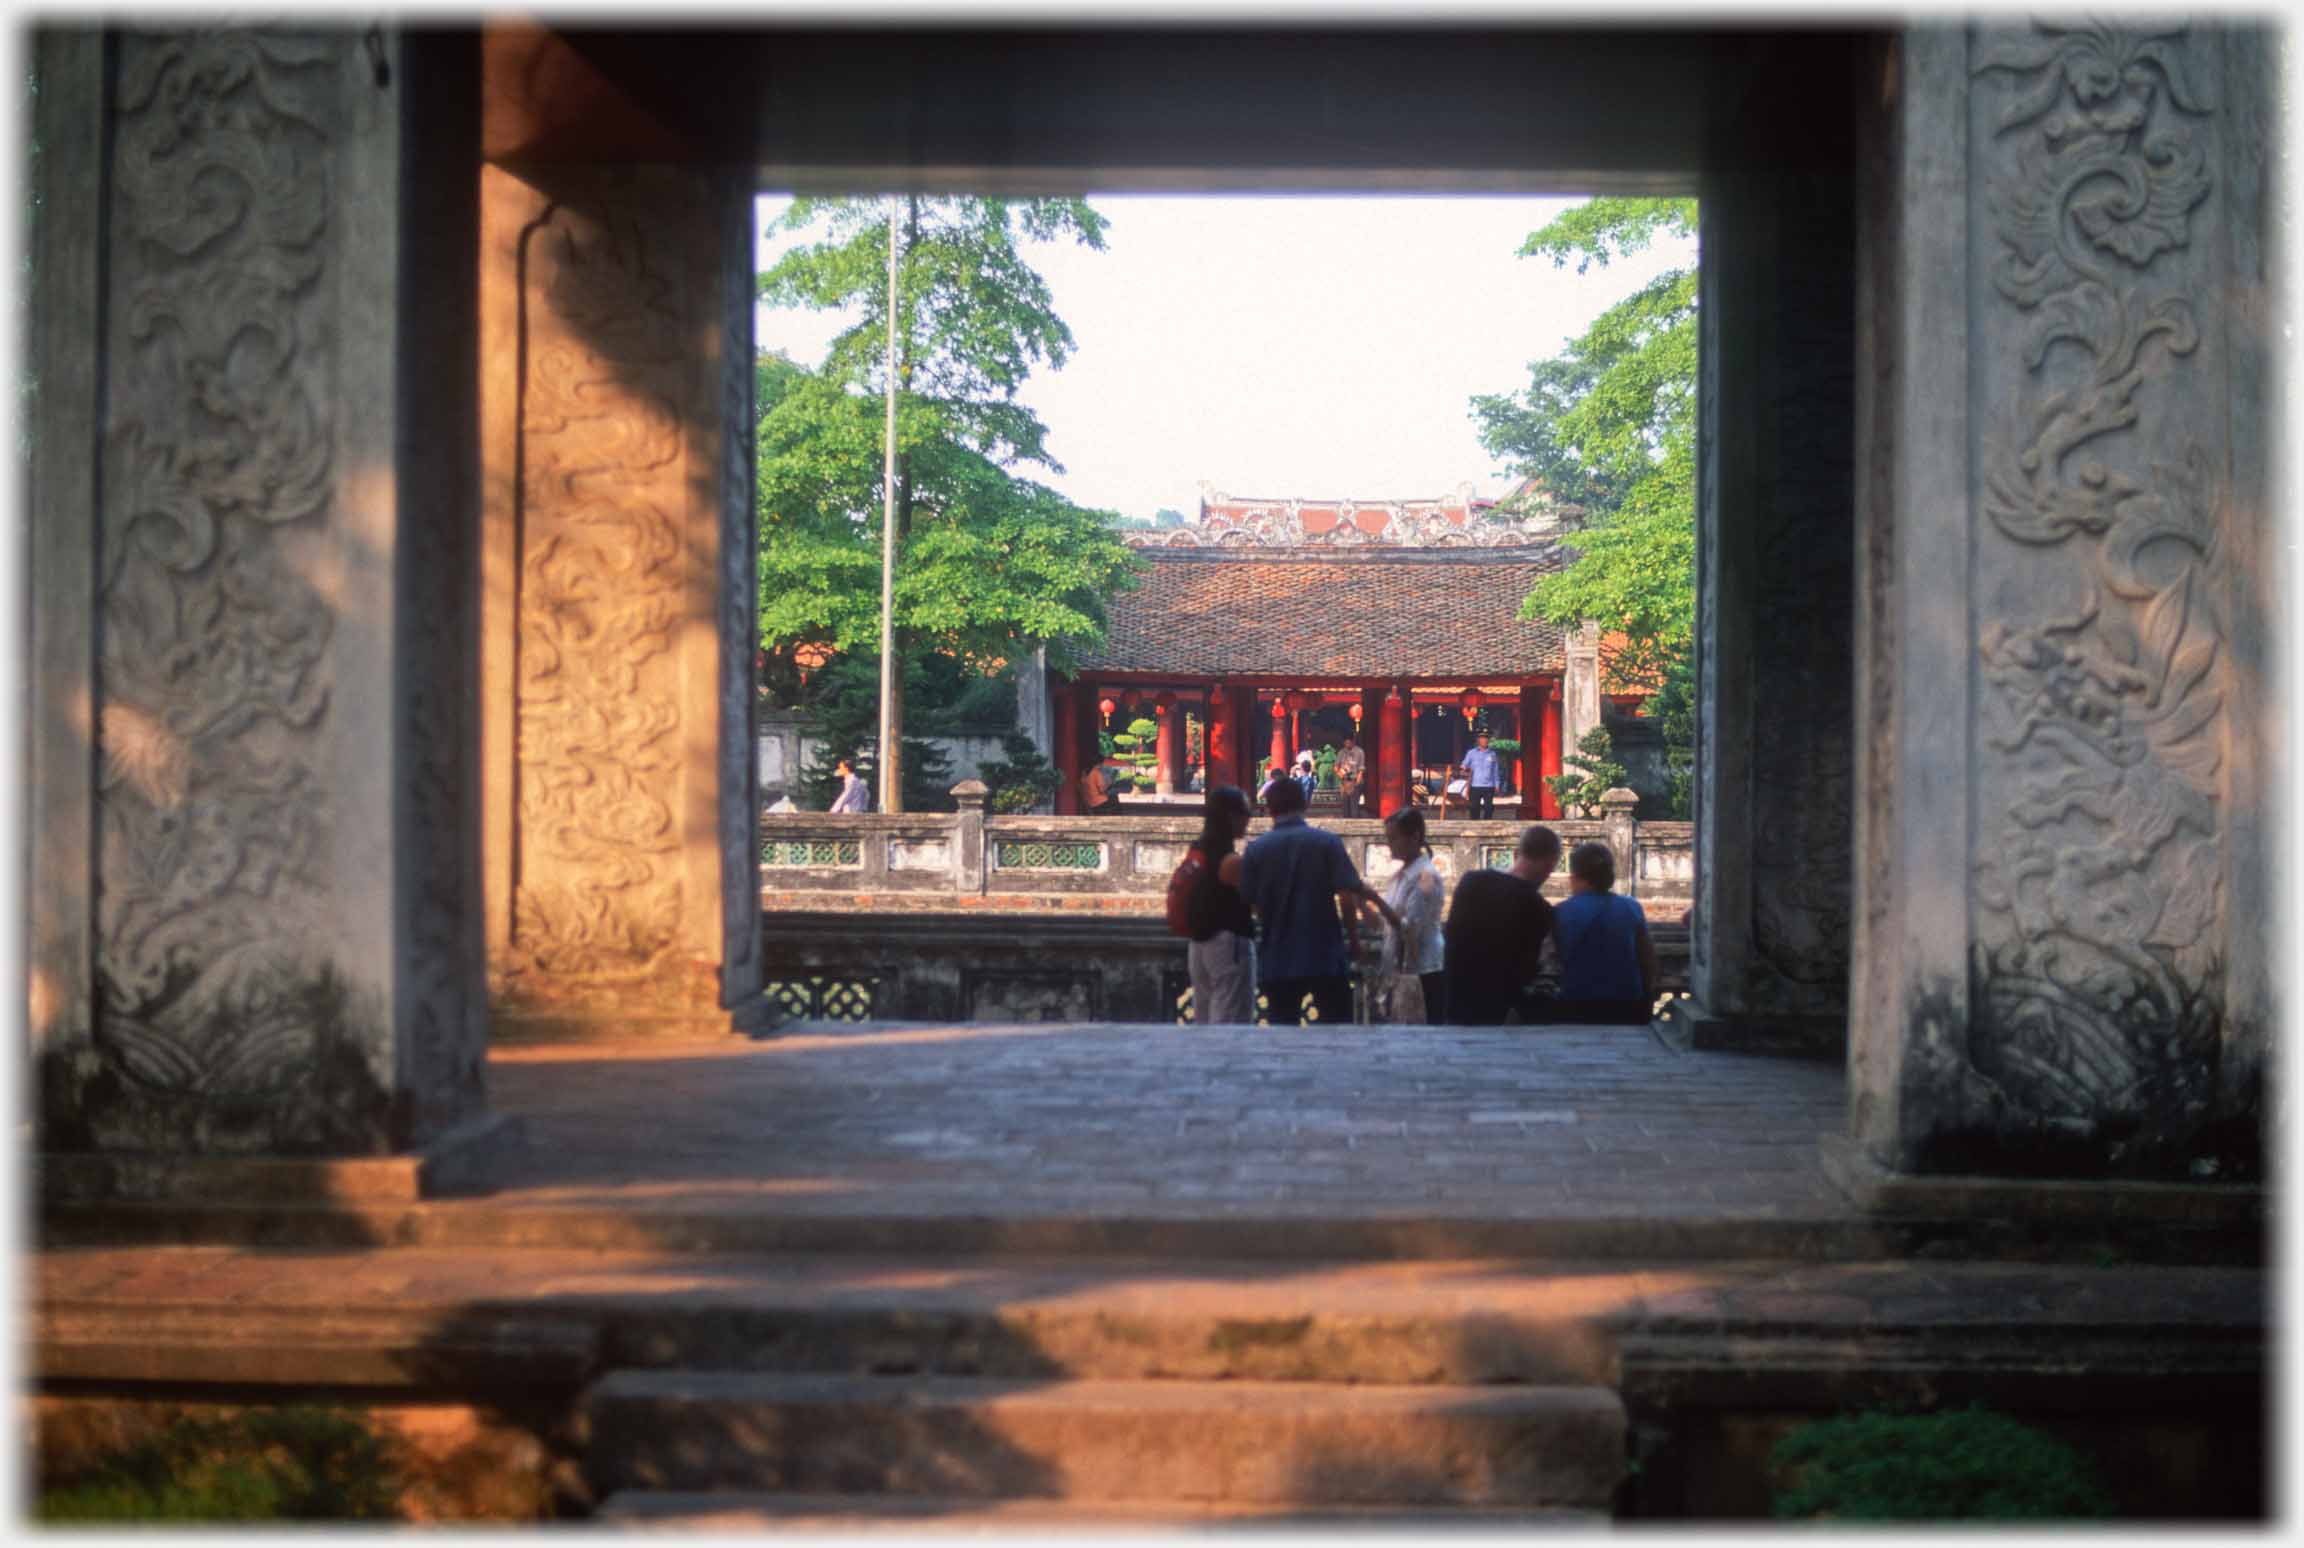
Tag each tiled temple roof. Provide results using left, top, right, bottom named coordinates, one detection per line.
left=1078, top=547, right=1568, bottom=680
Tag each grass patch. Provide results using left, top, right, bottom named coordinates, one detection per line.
left=38, top=1406, right=403, bottom=1524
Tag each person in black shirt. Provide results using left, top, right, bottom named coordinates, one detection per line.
left=1443, top=824, right=1563, bottom=1025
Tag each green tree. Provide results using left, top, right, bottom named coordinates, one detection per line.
left=1475, top=197, right=1698, bottom=696
left=790, top=652, right=955, bottom=813
left=975, top=731, right=1062, bottom=814
left=756, top=197, right=1139, bottom=807
left=1652, top=653, right=1697, bottom=819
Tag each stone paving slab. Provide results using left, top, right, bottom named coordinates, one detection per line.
left=479, top=1023, right=1852, bottom=1222
left=596, top=1491, right=1611, bottom=1531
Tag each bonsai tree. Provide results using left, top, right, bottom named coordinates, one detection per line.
left=1314, top=744, right=1339, bottom=791
left=1488, top=736, right=1522, bottom=794
left=976, top=732, right=1061, bottom=814
left=1545, top=725, right=1627, bottom=817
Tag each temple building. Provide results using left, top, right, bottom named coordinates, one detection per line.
left=1046, top=482, right=1615, bottom=816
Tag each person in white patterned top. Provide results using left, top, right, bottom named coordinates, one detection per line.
left=1377, top=805, right=1448, bottom=1023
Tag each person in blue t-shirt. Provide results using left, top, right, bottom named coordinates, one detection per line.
left=1238, top=775, right=1398, bottom=1026
left=1547, top=840, right=1659, bottom=1025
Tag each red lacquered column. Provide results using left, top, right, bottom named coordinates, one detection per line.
left=1379, top=685, right=1410, bottom=817
left=1538, top=680, right=1564, bottom=819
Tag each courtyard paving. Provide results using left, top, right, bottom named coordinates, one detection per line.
left=480, top=1022, right=1853, bottom=1222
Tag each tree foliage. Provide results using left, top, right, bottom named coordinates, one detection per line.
left=1475, top=197, right=1699, bottom=696
left=755, top=197, right=1140, bottom=802
left=756, top=351, right=1136, bottom=671
left=761, top=195, right=1110, bottom=469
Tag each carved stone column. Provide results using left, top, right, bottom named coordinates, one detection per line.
left=478, top=159, right=762, bottom=1041
left=30, top=25, right=514, bottom=1195
left=1562, top=622, right=1603, bottom=760
left=1689, top=161, right=1859, bottom=1052
left=1848, top=22, right=2273, bottom=1182
left=1015, top=646, right=1052, bottom=766
left=1049, top=674, right=1079, bottom=815
left=1599, top=789, right=1641, bottom=901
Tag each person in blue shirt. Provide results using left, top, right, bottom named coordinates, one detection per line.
left=1238, top=775, right=1398, bottom=1026
left=1547, top=840, right=1660, bottom=1025
left=1461, top=732, right=1502, bottom=820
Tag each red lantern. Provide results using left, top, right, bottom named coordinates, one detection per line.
left=1122, top=688, right=1142, bottom=711
left=1348, top=701, right=1363, bottom=724
left=1461, top=687, right=1483, bottom=723
left=1154, top=692, right=1175, bottom=717
left=1098, top=696, right=1116, bottom=720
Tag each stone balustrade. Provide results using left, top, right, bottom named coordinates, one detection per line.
left=760, top=781, right=1695, bottom=920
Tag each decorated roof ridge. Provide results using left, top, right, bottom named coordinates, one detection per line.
left=1125, top=539, right=1572, bottom=566
left=1136, top=478, right=1568, bottom=550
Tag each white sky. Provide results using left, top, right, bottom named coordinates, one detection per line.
left=755, top=194, right=1697, bottom=522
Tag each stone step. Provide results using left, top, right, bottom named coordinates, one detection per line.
left=34, top=1247, right=1796, bottom=1391
left=42, top=1198, right=1909, bottom=1262
left=594, top=1489, right=1612, bottom=1531
left=581, top=1371, right=1626, bottom=1508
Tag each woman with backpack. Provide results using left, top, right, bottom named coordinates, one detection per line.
left=1178, top=784, right=1258, bottom=1024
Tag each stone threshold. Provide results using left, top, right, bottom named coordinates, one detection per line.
left=35, top=1112, right=527, bottom=1206
left=1818, top=1135, right=2268, bottom=1230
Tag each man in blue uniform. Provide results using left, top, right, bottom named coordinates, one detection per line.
left=1461, top=732, right=1501, bottom=820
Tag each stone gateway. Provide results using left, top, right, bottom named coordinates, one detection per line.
left=25, top=20, right=2278, bottom=1196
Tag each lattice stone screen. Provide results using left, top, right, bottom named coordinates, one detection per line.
left=762, top=839, right=862, bottom=867
left=762, top=976, right=876, bottom=1022
left=1481, top=845, right=1517, bottom=870
left=995, top=840, right=1104, bottom=871
left=1169, top=972, right=1320, bottom=1027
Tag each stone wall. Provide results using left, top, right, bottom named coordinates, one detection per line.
left=757, top=712, right=1028, bottom=807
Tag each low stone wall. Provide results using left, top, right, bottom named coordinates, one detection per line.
left=757, top=911, right=1691, bottom=1027
left=761, top=786, right=1694, bottom=922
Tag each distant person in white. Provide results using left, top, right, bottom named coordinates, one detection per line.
left=829, top=759, right=869, bottom=813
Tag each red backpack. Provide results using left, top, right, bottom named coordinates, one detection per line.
left=1165, top=846, right=1210, bottom=938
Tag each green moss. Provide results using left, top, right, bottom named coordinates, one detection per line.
left=39, top=1407, right=403, bottom=1524
left=1770, top=1405, right=2115, bottom=1522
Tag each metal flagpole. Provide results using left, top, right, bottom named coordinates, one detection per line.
left=876, top=193, right=903, bottom=813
